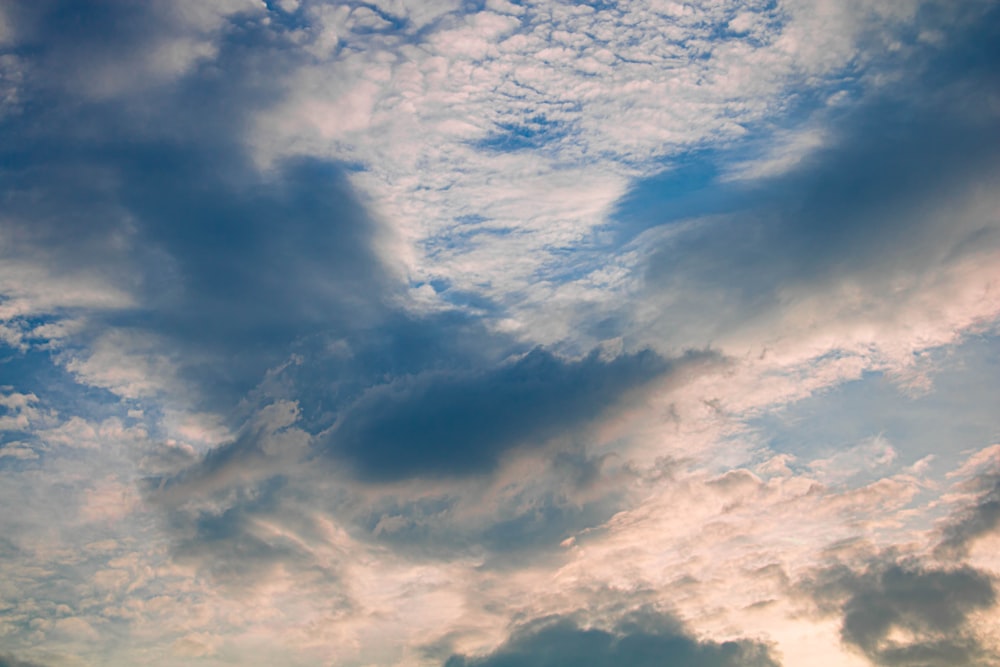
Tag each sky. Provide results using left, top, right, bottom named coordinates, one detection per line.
left=1, top=0, right=999, bottom=665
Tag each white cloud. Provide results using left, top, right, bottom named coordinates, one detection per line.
left=723, top=126, right=828, bottom=181
left=79, top=475, right=140, bottom=523
left=61, top=330, right=179, bottom=400
left=36, top=416, right=147, bottom=451
left=0, top=252, right=135, bottom=321
left=807, top=434, right=898, bottom=483
left=2, top=2, right=999, bottom=665
left=0, top=442, right=38, bottom=460
left=253, top=0, right=935, bottom=311
left=0, top=391, right=54, bottom=432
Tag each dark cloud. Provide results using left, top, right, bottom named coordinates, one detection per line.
left=801, top=556, right=997, bottom=666
left=143, top=348, right=712, bottom=579
left=143, top=398, right=313, bottom=508
left=157, top=473, right=353, bottom=599
left=325, top=348, right=707, bottom=481
left=0, top=0, right=393, bottom=411
left=248, top=309, right=518, bottom=436
left=351, top=458, right=628, bottom=566
left=632, top=6, right=1000, bottom=343
left=0, top=655, right=49, bottom=667
left=477, top=489, right=608, bottom=556
left=0, top=0, right=261, bottom=99
left=167, top=489, right=306, bottom=585
left=443, top=611, right=780, bottom=667
left=936, top=472, right=1000, bottom=559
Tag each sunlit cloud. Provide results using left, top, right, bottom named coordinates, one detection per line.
left=1, top=1, right=999, bottom=666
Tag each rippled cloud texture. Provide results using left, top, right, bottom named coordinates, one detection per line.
left=2, top=1, right=1000, bottom=665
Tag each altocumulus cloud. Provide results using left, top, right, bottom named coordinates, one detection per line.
left=3, top=1, right=1000, bottom=666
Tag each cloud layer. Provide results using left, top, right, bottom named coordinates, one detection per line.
left=1, top=1, right=999, bottom=666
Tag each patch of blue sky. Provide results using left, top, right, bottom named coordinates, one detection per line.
left=266, top=0, right=411, bottom=33
left=1, top=341, right=136, bottom=425
left=439, top=217, right=516, bottom=244
left=427, top=284, right=504, bottom=315
left=916, top=4, right=1000, bottom=83
left=424, top=281, right=495, bottom=312
left=473, top=115, right=571, bottom=154
left=259, top=1, right=312, bottom=29
left=746, top=333, right=1000, bottom=482
left=703, top=0, right=783, bottom=48
left=569, top=0, right=619, bottom=13
left=608, top=148, right=743, bottom=245
left=605, top=73, right=868, bottom=248
left=0, top=362, right=146, bottom=474
left=352, top=4, right=409, bottom=33
left=527, top=246, right=610, bottom=288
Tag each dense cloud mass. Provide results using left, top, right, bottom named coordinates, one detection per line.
left=937, top=471, right=1000, bottom=559
left=0, top=656, right=50, bottom=667
left=0, top=3, right=393, bottom=411
left=628, top=9, right=1000, bottom=353
left=444, top=613, right=780, bottom=667
left=327, top=347, right=699, bottom=480
left=2, top=0, right=1000, bottom=665
left=803, top=557, right=998, bottom=666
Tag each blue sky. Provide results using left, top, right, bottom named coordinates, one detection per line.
left=1, top=1, right=1000, bottom=665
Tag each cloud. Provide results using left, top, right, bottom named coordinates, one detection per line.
left=0, top=3, right=397, bottom=413
left=801, top=556, right=998, bottom=666
left=144, top=398, right=313, bottom=508
left=443, top=611, right=780, bottom=667
left=325, top=347, right=708, bottom=481
left=141, top=346, right=716, bottom=583
left=0, top=0, right=263, bottom=99
left=2, top=2, right=1000, bottom=666
left=578, top=7, right=1000, bottom=432
left=937, top=471, right=1000, bottom=559
left=29, top=145, right=389, bottom=405
left=165, top=480, right=321, bottom=587
left=251, top=0, right=956, bottom=314
left=146, top=344, right=709, bottom=496
left=0, top=655, right=49, bottom=667
left=635, top=88, right=1000, bottom=356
